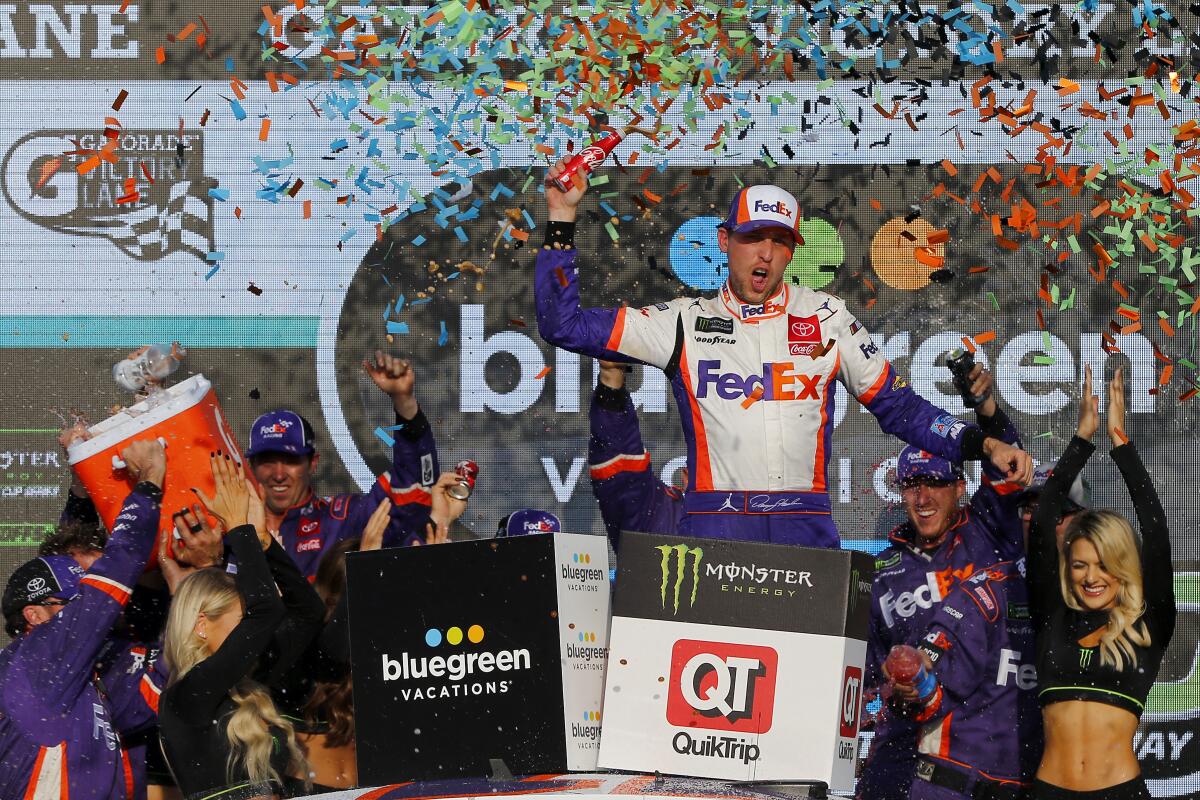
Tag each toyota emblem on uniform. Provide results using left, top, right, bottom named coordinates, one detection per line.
left=787, top=314, right=822, bottom=356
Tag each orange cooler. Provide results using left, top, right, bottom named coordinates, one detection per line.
left=67, top=374, right=244, bottom=568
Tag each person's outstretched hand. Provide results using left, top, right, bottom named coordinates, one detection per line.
left=120, top=438, right=167, bottom=488
left=985, top=439, right=1033, bottom=486
left=430, top=471, right=469, bottom=529
left=192, top=453, right=249, bottom=531
left=360, top=499, right=393, bottom=552
left=363, top=350, right=418, bottom=419
left=1076, top=364, right=1099, bottom=442
left=1106, top=366, right=1127, bottom=447
left=171, top=504, right=224, bottom=568
left=546, top=157, right=587, bottom=223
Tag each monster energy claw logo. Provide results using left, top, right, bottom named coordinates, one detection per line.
left=656, top=544, right=703, bottom=614
left=1079, top=648, right=1094, bottom=669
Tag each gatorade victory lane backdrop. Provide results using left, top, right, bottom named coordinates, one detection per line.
left=1, top=1, right=1198, bottom=795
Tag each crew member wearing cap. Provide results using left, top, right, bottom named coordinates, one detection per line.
left=537, top=167, right=1032, bottom=546
left=859, top=372, right=1026, bottom=800
left=246, top=351, right=441, bottom=577
left=1018, top=463, right=1089, bottom=547
left=0, top=439, right=164, bottom=800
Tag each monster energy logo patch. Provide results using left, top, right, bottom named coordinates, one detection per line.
left=656, top=544, right=703, bottom=614
left=1079, top=648, right=1095, bottom=669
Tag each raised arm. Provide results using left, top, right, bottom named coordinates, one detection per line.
left=169, top=458, right=285, bottom=721
left=1106, top=368, right=1174, bottom=640
left=832, top=307, right=1032, bottom=485
left=1029, top=367, right=1098, bottom=621
left=257, top=535, right=327, bottom=687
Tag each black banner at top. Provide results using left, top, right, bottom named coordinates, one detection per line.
left=612, top=532, right=873, bottom=639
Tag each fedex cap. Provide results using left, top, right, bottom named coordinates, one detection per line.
left=1022, top=464, right=1090, bottom=512
left=719, top=185, right=804, bottom=245
left=897, top=446, right=965, bottom=484
left=2, top=555, right=84, bottom=621
left=246, top=410, right=315, bottom=458
left=496, top=509, right=562, bottom=538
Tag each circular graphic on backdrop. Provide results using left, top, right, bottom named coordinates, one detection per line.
left=870, top=217, right=947, bottom=290
left=668, top=216, right=726, bottom=290
left=785, top=218, right=844, bottom=290
left=670, top=216, right=845, bottom=291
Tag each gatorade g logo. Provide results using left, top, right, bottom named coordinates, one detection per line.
left=666, top=640, right=777, bottom=733
left=695, top=360, right=821, bottom=401
left=656, top=543, right=703, bottom=614
left=753, top=200, right=792, bottom=218
left=840, top=666, right=863, bottom=737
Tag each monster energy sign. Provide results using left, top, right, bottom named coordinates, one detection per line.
left=614, top=533, right=872, bottom=639
left=656, top=543, right=704, bottom=614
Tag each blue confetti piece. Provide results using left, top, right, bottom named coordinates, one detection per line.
left=208, top=187, right=230, bottom=201
left=386, top=320, right=409, bottom=335
left=412, top=235, right=426, bottom=246
left=438, top=320, right=449, bottom=346
left=206, top=251, right=225, bottom=261
left=339, top=229, right=357, bottom=242
left=225, top=57, right=235, bottom=72
left=204, top=265, right=220, bottom=280
left=410, top=297, right=432, bottom=306
left=229, top=100, right=247, bottom=121
left=521, top=209, right=536, bottom=230
left=394, top=295, right=405, bottom=315
left=454, top=226, right=468, bottom=242
left=373, top=427, right=395, bottom=447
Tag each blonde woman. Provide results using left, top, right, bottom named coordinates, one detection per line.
left=159, top=453, right=324, bottom=800
left=1028, top=367, right=1175, bottom=800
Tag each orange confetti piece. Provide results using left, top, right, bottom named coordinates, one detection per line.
left=1158, top=317, right=1175, bottom=337
left=1056, top=78, right=1080, bottom=96
left=303, top=199, right=312, bottom=219
left=155, top=46, right=166, bottom=64
left=740, top=386, right=764, bottom=409
left=941, top=160, right=957, bottom=177
left=76, top=155, right=100, bottom=176
left=34, top=157, right=63, bottom=190
left=961, top=337, right=977, bottom=353
left=1181, top=388, right=1199, bottom=402
left=974, top=330, right=996, bottom=344
left=534, top=365, right=552, bottom=380
left=119, top=0, right=130, bottom=11
left=1159, top=365, right=1173, bottom=385
left=234, top=206, right=242, bottom=220
left=112, top=89, right=128, bottom=111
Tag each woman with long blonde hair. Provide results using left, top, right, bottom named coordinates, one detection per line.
left=159, top=454, right=324, bottom=800
left=1028, top=367, right=1175, bottom=800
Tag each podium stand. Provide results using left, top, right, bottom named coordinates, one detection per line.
left=346, top=532, right=610, bottom=784
left=598, top=533, right=873, bottom=791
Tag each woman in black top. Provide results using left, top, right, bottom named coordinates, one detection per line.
left=159, top=454, right=324, bottom=800
left=1028, top=367, right=1176, bottom=799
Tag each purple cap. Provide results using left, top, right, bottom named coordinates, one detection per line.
left=2, top=555, right=84, bottom=620
left=246, top=410, right=315, bottom=458
left=498, top=509, right=562, bottom=538
left=719, top=185, right=804, bottom=244
left=897, top=446, right=965, bottom=483
left=1022, top=464, right=1090, bottom=510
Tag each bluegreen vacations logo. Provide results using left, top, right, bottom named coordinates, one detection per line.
left=657, top=544, right=704, bottom=614
left=381, top=624, right=531, bottom=701
left=562, top=552, right=605, bottom=593
left=566, top=629, right=608, bottom=670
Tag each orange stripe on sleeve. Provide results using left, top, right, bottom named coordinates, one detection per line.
left=857, top=362, right=892, bottom=406
left=604, top=307, right=627, bottom=352
left=80, top=575, right=132, bottom=606
left=140, top=675, right=161, bottom=714
left=589, top=452, right=652, bottom=481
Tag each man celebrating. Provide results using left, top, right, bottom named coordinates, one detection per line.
left=536, top=168, right=1032, bottom=546
left=245, top=350, right=441, bottom=576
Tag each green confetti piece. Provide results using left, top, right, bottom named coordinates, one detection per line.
left=1041, top=330, right=1052, bottom=353
left=1032, top=355, right=1056, bottom=365
left=1034, top=431, right=1054, bottom=439
left=1180, top=359, right=1198, bottom=370
left=988, top=292, right=999, bottom=311
left=588, top=174, right=610, bottom=186
left=1060, top=288, right=1075, bottom=310
left=604, top=221, right=619, bottom=242
left=1067, top=235, right=1081, bottom=253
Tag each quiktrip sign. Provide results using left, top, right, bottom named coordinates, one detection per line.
left=599, top=533, right=873, bottom=789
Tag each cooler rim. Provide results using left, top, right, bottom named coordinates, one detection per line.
left=67, top=373, right=214, bottom=465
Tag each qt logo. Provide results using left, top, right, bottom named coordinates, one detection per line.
left=666, top=639, right=777, bottom=733
left=840, top=665, right=863, bottom=738
left=424, top=624, right=485, bottom=647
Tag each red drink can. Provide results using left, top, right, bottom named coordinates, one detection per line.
left=551, top=130, right=624, bottom=192
left=448, top=459, right=479, bottom=501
